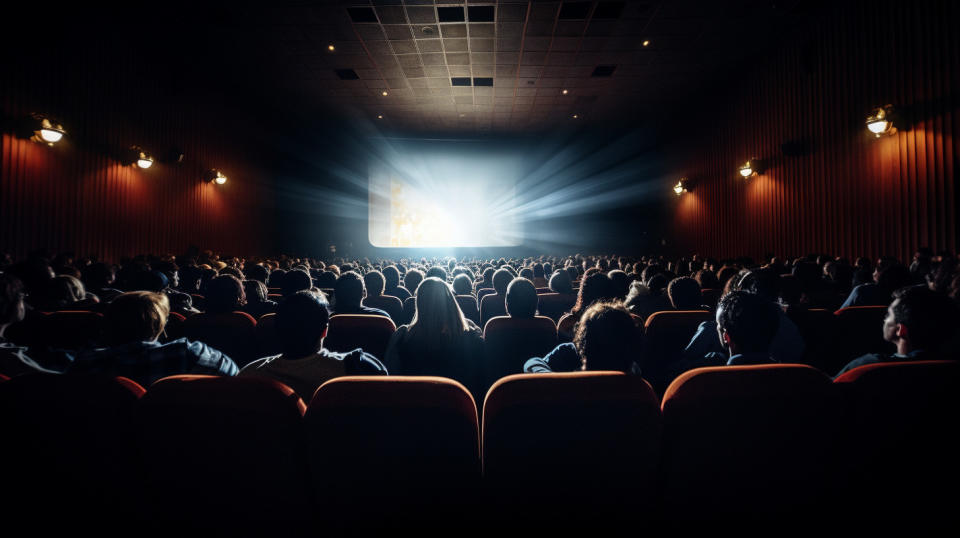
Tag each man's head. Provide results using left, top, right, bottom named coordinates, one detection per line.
left=505, top=277, right=538, bottom=318
left=883, top=286, right=960, bottom=355
left=363, top=270, right=386, bottom=297
left=205, top=274, right=246, bottom=313
left=667, top=277, right=702, bottom=310
left=334, top=271, right=366, bottom=308
left=573, top=301, right=639, bottom=372
left=105, top=291, right=170, bottom=344
left=715, top=290, right=781, bottom=356
left=403, top=269, right=424, bottom=295
left=492, top=268, right=514, bottom=296
left=276, top=290, right=330, bottom=357
left=0, top=274, right=27, bottom=330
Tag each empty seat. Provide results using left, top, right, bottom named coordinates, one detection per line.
left=0, top=374, right=145, bottom=532
left=537, top=292, right=576, bottom=322
left=834, top=360, right=960, bottom=527
left=482, top=372, right=661, bottom=530
left=479, top=293, right=506, bottom=327
left=832, top=306, right=894, bottom=366
left=483, top=316, right=557, bottom=385
left=324, top=314, right=396, bottom=361
left=363, top=294, right=404, bottom=322
left=138, top=375, right=312, bottom=533
left=305, top=376, right=480, bottom=530
left=181, top=311, right=258, bottom=367
left=455, top=294, right=480, bottom=325
left=254, top=312, right=282, bottom=356
left=642, top=310, right=712, bottom=394
left=660, top=364, right=842, bottom=522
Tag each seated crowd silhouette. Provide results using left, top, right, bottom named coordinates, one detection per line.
left=1, top=249, right=959, bottom=533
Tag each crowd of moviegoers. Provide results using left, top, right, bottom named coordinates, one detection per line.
left=1, top=248, right=959, bottom=531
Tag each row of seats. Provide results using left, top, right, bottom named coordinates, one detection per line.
left=2, top=361, right=957, bottom=532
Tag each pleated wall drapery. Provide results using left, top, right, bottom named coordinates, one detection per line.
left=1, top=39, right=273, bottom=262
left=669, top=0, right=958, bottom=262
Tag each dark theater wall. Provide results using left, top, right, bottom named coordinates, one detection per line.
left=1, top=31, right=274, bottom=262
left=667, top=0, right=959, bottom=262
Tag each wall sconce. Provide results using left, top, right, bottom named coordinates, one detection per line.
left=121, top=146, right=155, bottom=169
left=31, top=115, right=66, bottom=145
left=866, top=105, right=896, bottom=137
left=204, top=169, right=227, bottom=185
left=739, top=159, right=765, bottom=178
left=673, top=177, right=690, bottom=196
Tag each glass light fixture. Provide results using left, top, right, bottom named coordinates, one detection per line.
left=866, top=106, right=894, bottom=137
left=214, top=171, right=227, bottom=184
left=739, top=162, right=753, bottom=177
left=205, top=169, right=228, bottom=184
left=34, top=117, right=66, bottom=145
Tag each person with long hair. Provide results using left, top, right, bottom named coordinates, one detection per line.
left=384, top=277, right=484, bottom=402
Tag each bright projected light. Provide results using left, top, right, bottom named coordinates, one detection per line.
left=368, top=147, right=522, bottom=247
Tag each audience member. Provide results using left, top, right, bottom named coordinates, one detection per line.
left=505, top=278, right=538, bottom=319
left=332, top=271, right=389, bottom=317
left=666, top=277, right=704, bottom=310
left=0, top=274, right=58, bottom=376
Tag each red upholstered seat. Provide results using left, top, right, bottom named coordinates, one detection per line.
left=660, top=364, right=842, bottom=521
left=363, top=294, right=404, bottom=322
left=324, top=314, right=396, bottom=361
left=0, top=374, right=145, bottom=532
left=834, top=360, right=960, bottom=524
left=536, top=292, right=575, bottom=322
left=138, top=375, right=311, bottom=533
left=483, top=316, right=557, bottom=386
left=182, top=311, right=258, bottom=367
left=254, top=312, right=281, bottom=356
left=482, top=372, right=661, bottom=529
left=305, top=376, right=480, bottom=530
left=455, top=294, right=480, bottom=325
left=641, top=310, right=712, bottom=394
left=833, top=306, right=894, bottom=365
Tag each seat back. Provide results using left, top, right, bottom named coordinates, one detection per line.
left=305, top=376, right=479, bottom=529
left=162, top=311, right=186, bottom=342
left=479, top=293, right=506, bottom=327
left=0, top=374, right=145, bottom=531
left=833, top=306, right=894, bottom=365
left=455, top=294, right=480, bottom=325
left=537, top=293, right=576, bottom=322
left=181, top=311, right=258, bottom=367
left=324, top=314, right=396, bottom=361
left=642, top=310, right=712, bottom=393
left=789, top=308, right=840, bottom=373
left=483, top=372, right=661, bottom=528
left=834, top=360, right=960, bottom=523
left=477, top=288, right=495, bottom=302
left=45, top=310, right=105, bottom=349
left=660, top=364, right=842, bottom=520
left=254, top=312, right=282, bottom=356
left=363, top=294, right=404, bottom=322
left=557, top=313, right=576, bottom=343
left=483, top=316, right=557, bottom=385
left=700, top=288, right=721, bottom=309
left=138, top=375, right=311, bottom=532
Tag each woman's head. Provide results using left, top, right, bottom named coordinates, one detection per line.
left=573, top=301, right=639, bottom=372
left=410, top=277, right=470, bottom=339
left=548, top=269, right=573, bottom=295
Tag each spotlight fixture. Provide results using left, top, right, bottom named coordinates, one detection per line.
left=561, top=89, right=569, bottom=95
left=381, top=90, right=389, bottom=96
left=327, top=44, right=335, bottom=51
left=739, top=161, right=754, bottom=178
left=572, top=114, right=579, bottom=119
left=204, top=169, right=228, bottom=185
left=739, top=159, right=765, bottom=178
left=866, top=105, right=896, bottom=137
left=377, top=114, right=383, bottom=119
left=136, top=150, right=154, bottom=169
left=642, top=40, right=650, bottom=47
left=31, top=115, right=66, bottom=145
left=674, top=178, right=690, bottom=196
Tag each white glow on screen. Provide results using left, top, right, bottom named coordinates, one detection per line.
left=368, top=149, right=522, bottom=248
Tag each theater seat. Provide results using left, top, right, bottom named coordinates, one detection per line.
left=182, top=311, right=258, bottom=367
left=138, top=375, right=312, bottom=533
left=479, top=293, right=506, bottom=327
left=324, top=314, right=396, bottom=361
left=537, top=292, right=575, bottom=322
left=642, top=310, right=712, bottom=394
left=477, top=288, right=495, bottom=302
left=833, top=305, right=894, bottom=366
left=834, top=360, right=960, bottom=528
left=483, top=316, right=557, bottom=386
left=557, top=312, right=576, bottom=343
left=162, top=311, right=186, bottom=342
left=305, top=376, right=480, bottom=530
left=455, top=294, right=480, bottom=325
left=482, top=372, right=661, bottom=530
left=660, top=364, right=842, bottom=522
left=700, top=288, right=721, bottom=309
left=0, top=374, right=145, bottom=532
left=363, top=294, right=403, bottom=323
left=255, top=312, right=281, bottom=356
left=401, top=295, right=416, bottom=325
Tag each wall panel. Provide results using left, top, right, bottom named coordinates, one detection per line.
left=669, top=0, right=959, bottom=262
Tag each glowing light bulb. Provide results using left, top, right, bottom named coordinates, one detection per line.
left=40, top=128, right=64, bottom=143
left=137, top=158, right=153, bottom=169
left=739, top=163, right=753, bottom=177
left=328, top=44, right=335, bottom=51
left=642, top=40, right=650, bottom=47
left=561, top=89, right=569, bottom=95
left=381, top=90, right=388, bottom=96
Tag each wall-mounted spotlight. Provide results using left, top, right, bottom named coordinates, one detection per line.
left=673, top=177, right=690, bottom=196
left=122, top=146, right=155, bottom=169
left=204, top=169, right=227, bottom=185
left=31, top=115, right=66, bottom=145
left=135, top=148, right=154, bottom=169
left=739, top=159, right=765, bottom=178
left=866, top=105, right=896, bottom=137
left=739, top=161, right=754, bottom=178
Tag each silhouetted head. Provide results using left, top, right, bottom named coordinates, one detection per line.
left=506, top=278, right=538, bottom=318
